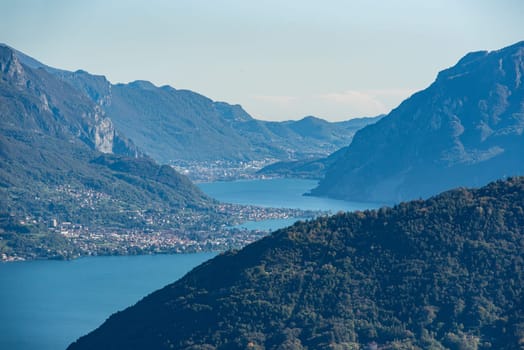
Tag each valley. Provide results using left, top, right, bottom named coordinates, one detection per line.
left=0, top=44, right=381, bottom=262
left=0, top=23, right=523, bottom=350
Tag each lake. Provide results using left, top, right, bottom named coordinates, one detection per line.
left=1, top=178, right=380, bottom=350
left=199, top=178, right=384, bottom=231
left=0, top=253, right=216, bottom=350
left=198, top=178, right=381, bottom=212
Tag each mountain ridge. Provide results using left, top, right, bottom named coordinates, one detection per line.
left=6, top=44, right=376, bottom=164
left=257, top=116, right=383, bottom=179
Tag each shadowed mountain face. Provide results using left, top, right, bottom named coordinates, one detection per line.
left=312, top=41, right=524, bottom=203
left=0, top=44, right=212, bottom=235
left=68, top=177, right=524, bottom=350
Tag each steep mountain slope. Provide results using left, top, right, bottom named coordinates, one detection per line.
left=68, top=177, right=524, bottom=350
left=25, top=63, right=367, bottom=163
left=312, top=41, right=524, bottom=202
left=0, top=45, right=138, bottom=157
left=88, top=79, right=369, bottom=162
left=108, top=82, right=277, bottom=162
left=0, top=44, right=212, bottom=236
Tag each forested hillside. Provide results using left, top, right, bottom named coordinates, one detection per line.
left=69, top=177, right=524, bottom=350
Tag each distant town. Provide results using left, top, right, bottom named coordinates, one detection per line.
left=1, top=201, right=323, bottom=262
left=171, top=159, right=277, bottom=182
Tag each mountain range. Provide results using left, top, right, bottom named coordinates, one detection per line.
left=99, top=84, right=373, bottom=163
left=311, top=41, right=524, bottom=202
left=13, top=48, right=374, bottom=163
left=68, top=176, right=524, bottom=350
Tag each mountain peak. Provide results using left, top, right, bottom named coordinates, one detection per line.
left=160, top=84, right=177, bottom=92
left=73, top=69, right=95, bottom=76
left=299, top=115, right=325, bottom=123
left=436, top=40, right=524, bottom=83
left=128, top=79, right=157, bottom=90
left=313, top=41, right=524, bottom=202
left=0, top=43, right=16, bottom=66
left=1, top=44, right=68, bottom=76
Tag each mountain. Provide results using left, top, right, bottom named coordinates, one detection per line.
left=0, top=45, right=139, bottom=157
left=82, top=79, right=367, bottom=162
left=257, top=117, right=382, bottom=179
left=312, top=41, right=524, bottom=203
left=16, top=61, right=368, bottom=163
left=257, top=157, right=330, bottom=179
left=68, top=177, right=524, bottom=349
left=0, top=44, right=212, bottom=239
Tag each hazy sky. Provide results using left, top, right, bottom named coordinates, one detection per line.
left=2, top=0, right=523, bottom=121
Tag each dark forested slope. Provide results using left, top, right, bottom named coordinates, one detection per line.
left=69, top=177, right=524, bottom=350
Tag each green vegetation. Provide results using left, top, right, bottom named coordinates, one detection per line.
left=257, top=143, right=356, bottom=180
left=69, top=177, right=524, bottom=349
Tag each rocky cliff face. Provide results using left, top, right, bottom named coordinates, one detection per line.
left=1, top=44, right=139, bottom=157
left=92, top=108, right=114, bottom=153
left=311, top=41, right=524, bottom=202
left=0, top=46, right=27, bottom=87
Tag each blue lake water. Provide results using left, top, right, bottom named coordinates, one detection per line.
left=199, top=178, right=383, bottom=212
left=199, top=178, right=384, bottom=230
left=0, top=253, right=216, bottom=350
left=1, top=178, right=381, bottom=350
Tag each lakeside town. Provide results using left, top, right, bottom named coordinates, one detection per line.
left=171, top=159, right=277, bottom=182
left=1, top=201, right=323, bottom=262
left=0, top=227, right=269, bottom=262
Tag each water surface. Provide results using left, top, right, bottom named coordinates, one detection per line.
left=199, top=178, right=382, bottom=212
left=0, top=253, right=215, bottom=350
left=2, top=178, right=382, bottom=350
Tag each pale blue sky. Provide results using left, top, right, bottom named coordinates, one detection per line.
left=2, top=0, right=523, bottom=121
